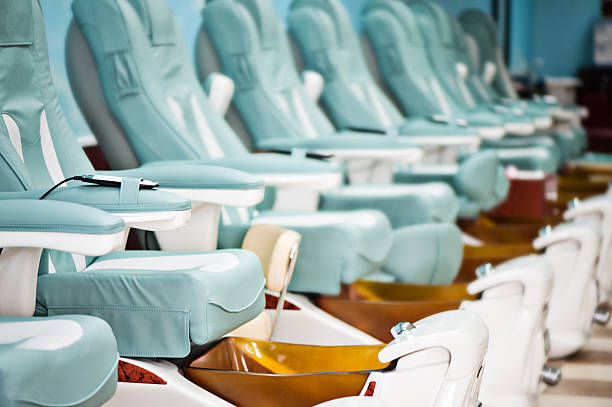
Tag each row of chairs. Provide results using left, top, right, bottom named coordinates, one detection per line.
left=1, top=0, right=611, bottom=406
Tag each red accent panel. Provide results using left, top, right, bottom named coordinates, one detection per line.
left=488, top=172, right=554, bottom=218
left=265, top=293, right=300, bottom=310
left=364, top=381, right=376, bottom=397
left=117, top=360, right=167, bottom=385
left=83, top=146, right=111, bottom=171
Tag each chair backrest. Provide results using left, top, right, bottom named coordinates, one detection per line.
left=68, top=0, right=249, bottom=170
left=361, top=0, right=460, bottom=118
left=0, top=0, right=102, bottom=274
left=0, top=0, right=94, bottom=193
left=404, top=1, right=499, bottom=109
left=288, top=0, right=406, bottom=131
left=459, top=9, right=518, bottom=100
left=402, top=0, right=477, bottom=110
left=198, top=0, right=339, bottom=144
left=447, top=16, right=500, bottom=104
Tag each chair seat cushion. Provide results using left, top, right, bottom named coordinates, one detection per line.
left=481, top=134, right=562, bottom=166
left=0, top=315, right=118, bottom=407
left=383, top=223, right=463, bottom=284
left=494, top=147, right=559, bottom=173
left=35, top=250, right=265, bottom=358
left=252, top=210, right=393, bottom=294
left=393, top=150, right=509, bottom=219
left=319, top=183, right=459, bottom=226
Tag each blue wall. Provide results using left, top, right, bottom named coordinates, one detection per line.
left=435, top=0, right=490, bottom=16
left=531, top=0, right=599, bottom=77
left=508, top=0, right=532, bottom=73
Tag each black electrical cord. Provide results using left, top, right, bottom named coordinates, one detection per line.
left=39, top=176, right=81, bottom=200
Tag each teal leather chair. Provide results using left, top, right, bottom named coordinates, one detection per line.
left=65, top=0, right=464, bottom=288
left=361, top=0, right=560, bottom=173
left=287, top=0, right=510, bottom=219
left=0, top=0, right=269, bottom=358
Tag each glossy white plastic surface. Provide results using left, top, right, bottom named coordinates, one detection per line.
left=463, top=255, right=554, bottom=407
left=534, top=221, right=600, bottom=358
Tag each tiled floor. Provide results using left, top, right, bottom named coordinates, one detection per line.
left=538, top=324, right=612, bottom=406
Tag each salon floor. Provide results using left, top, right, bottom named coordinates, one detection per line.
left=538, top=321, right=612, bottom=406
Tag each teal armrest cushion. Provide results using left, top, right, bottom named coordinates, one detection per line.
left=100, top=164, right=264, bottom=191
left=0, top=186, right=191, bottom=214
left=0, top=199, right=124, bottom=235
left=393, top=171, right=456, bottom=186
left=255, top=134, right=421, bottom=151
left=144, top=154, right=341, bottom=176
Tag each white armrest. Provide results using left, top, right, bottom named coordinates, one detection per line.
left=379, top=310, right=488, bottom=381
left=564, top=196, right=612, bottom=224
left=252, top=172, right=342, bottom=191
left=312, top=148, right=423, bottom=163
left=405, top=135, right=481, bottom=149
left=302, top=70, right=324, bottom=102
left=204, top=73, right=235, bottom=116
left=0, top=231, right=125, bottom=257
left=159, top=188, right=264, bottom=209
left=112, top=209, right=191, bottom=232
left=533, top=222, right=600, bottom=254
left=467, top=256, right=553, bottom=308
left=483, top=61, right=497, bottom=85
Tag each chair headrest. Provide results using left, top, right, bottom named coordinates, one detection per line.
left=362, top=0, right=424, bottom=46
left=234, top=0, right=281, bottom=49
left=403, top=0, right=454, bottom=47
left=459, top=9, right=499, bottom=47
left=291, top=0, right=355, bottom=48
left=0, top=0, right=34, bottom=47
left=126, top=0, right=176, bottom=45
left=72, top=0, right=131, bottom=54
